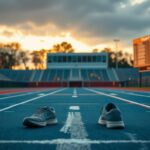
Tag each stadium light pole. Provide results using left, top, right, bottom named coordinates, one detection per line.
left=114, top=39, right=120, bottom=69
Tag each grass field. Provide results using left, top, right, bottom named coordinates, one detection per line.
left=0, top=88, right=150, bottom=150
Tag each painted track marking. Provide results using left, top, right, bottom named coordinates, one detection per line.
left=0, top=89, right=52, bottom=100
left=0, top=139, right=150, bottom=144
left=69, top=106, right=80, bottom=110
left=109, top=93, right=118, bottom=96
left=125, top=132, right=148, bottom=150
left=0, top=88, right=65, bottom=112
left=72, top=88, right=78, bottom=98
left=99, top=88, right=150, bottom=98
left=85, top=88, right=150, bottom=109
left=58, top=107, right=90, bottom=150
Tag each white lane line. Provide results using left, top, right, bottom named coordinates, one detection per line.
left=60, top=112, right=73, bottom=134
left=69, top=106, right=80, bottom=110
left=58, top=111, right=90, bottom=150
left=127, top=93, right=150, bottom=98
left=0, top=89, right=52, bottom=100
left=100, top=88, right=150, bottom=98
left=125, top=132, right=137, bottom=141
left=38, top=93, right=46, bottom=96
left=109, top=93, right=118, bottom=96
left=125, top=132, right=149, bottom=150
left=0, top=88, right=65, bottom=112
left=0, top=139, right=150, bottom=144
left=85, top=88, right=150, bottom=109
left=72, top=88, right=78, bottom=98
left=60, top=112, right=88, bottom=138
left=79, top=94, right=98, bottom=96
left=53, top=94, right=72, bottom=96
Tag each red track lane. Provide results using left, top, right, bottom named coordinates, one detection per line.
left=0, top=88, right=45, bottom=95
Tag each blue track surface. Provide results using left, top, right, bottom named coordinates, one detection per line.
left=0, top=88, right=150, bottom=150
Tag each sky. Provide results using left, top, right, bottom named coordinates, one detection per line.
left=0, top=0, right=149, bottom=53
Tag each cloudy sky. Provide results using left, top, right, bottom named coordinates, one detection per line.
left=0, top=0, right=149, bottom=53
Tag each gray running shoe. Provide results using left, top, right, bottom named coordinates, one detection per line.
left=98, top=103, right=125, bottom=129
left=23, top=106, right=58, bottom=127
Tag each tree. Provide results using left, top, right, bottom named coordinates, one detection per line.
left=52, top=42, right=74, bottom=53
left=92, top=48, right=99, bottom=53
left=3, top=42, right=21, bottom=50
left=99, top=48, right=133, bottom=68
left=0, top=42, right=22, bottom=69
left=101, top=48, right=112, bottom=53
left=0, top=47, right=20, bottom=69
left=31, top=50, right=46, bottom=69
left=19, top=51, right=30, bottom=70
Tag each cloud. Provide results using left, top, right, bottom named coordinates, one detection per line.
left=130, top=0, right=148, bottom=6
left=0, top=0, right=149, bottom=52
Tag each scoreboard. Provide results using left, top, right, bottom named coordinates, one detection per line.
left=133, top=35, right=150, bottom=71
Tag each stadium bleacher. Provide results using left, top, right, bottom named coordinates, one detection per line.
left=0, top=53, right=142, bottom=87
left=0, top=68, right=139, bottom=83
left=0, top=72, right=11, bottom=81
left=141, top=71, right=150, bottom=87
left=115, top=68, right=139, bottom=81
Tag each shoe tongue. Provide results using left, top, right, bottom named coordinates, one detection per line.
left=106, top=103, right=116, bottom=112
left=42, top=106, right=49, bottom=110
left=36, top=107, right=48, bottom=113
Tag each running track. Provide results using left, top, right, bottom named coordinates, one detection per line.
left=0, top=88, right=150, bottom=150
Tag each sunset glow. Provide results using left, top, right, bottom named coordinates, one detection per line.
left=0, top=0, right=149, bottom=54
left=0, top=25, right=131, bottom=53
left=0, top=26, right=91, bottom=52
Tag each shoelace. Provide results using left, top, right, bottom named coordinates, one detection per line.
left=33, top=107, right=50, bottom=116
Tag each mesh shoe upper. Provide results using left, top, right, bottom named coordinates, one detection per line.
left=31, top=106, right=56, bottom=120
left=23, top=106, right=56, bottom=126
left=100, top=103, right=117, bottom=121
left=105, top=103, right=116, bottom=112
left=98, top=103, right=125, bottom=128
left=105, top=108, right=122, bottom=122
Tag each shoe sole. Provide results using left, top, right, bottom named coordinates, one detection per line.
left=98, top=117, right=106, bottom=125
left=106, top=121, right=125, bottom=129
left=23, top=118, right=58, bottom=127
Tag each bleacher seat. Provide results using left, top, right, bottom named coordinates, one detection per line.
left=0, top=68, right=139, bottom=82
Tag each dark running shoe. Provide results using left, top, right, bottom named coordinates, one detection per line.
left=23, top=106, right=58, bottom=127
left=98, top=103, right=125, bottom=129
